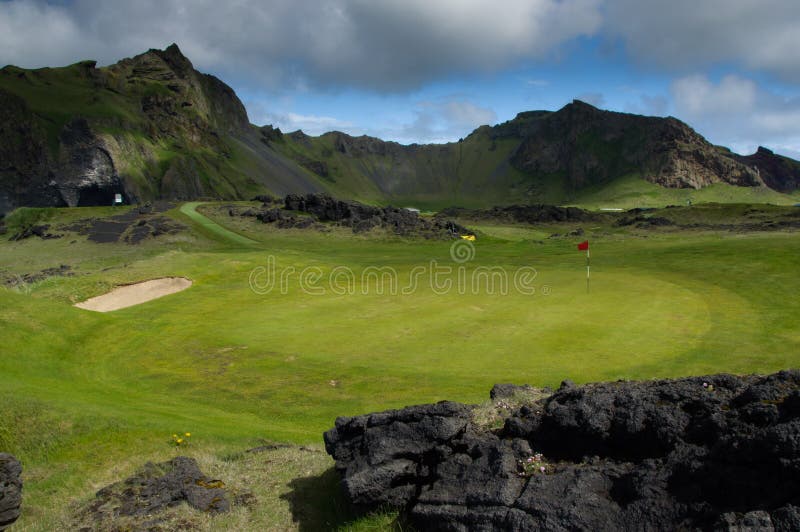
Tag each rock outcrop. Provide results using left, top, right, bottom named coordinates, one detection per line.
left=78, top=456, right=231, bottom=529
left=437, top=204, right=597, bottom=224
left=324, top=370, right=800, bottom=531
left=0, top=453, right=22, bottom=531
left=243, top=193, right=472, bottom=238
left=499, top=100, right=762, bottom=190
left=734, top=146, right=800, bottom=193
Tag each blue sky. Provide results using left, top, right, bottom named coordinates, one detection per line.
left=2, top=0, right=800, bottom=158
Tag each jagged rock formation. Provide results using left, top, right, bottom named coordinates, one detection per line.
left=0, top=453, right=22, bottom=531
left=324, top=370, right=800, bottom=531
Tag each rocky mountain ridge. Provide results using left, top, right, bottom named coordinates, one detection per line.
left=1, top=45, right=798, bottom=214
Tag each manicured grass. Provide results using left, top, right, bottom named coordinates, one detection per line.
left=1, top=203, right=799, bottom=529
left=180, top=202, right=259, bottom=245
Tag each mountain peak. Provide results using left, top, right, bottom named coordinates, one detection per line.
left=149, top=43, right=193, bottom=76
left=567, top=99, right=600, bottom=111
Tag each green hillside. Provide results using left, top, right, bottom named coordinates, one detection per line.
left=0, top=45, right=328, bottom=213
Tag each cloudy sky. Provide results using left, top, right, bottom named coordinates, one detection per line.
left=2, top=0, right=800, bottom=157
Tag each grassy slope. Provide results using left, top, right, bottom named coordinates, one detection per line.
left=1, top=203, right=799, bottom=529
left=276, top=131, right=561, bottom=209
left=570, top=174, right=797, bottom=209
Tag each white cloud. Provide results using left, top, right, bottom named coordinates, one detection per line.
left=623, top=94, right=669, bottom=117
left=371, top=99, right=498, bottom=144
left=526, top=79, right=550, bottom=87
left=604, top=0, right=800, bottom=83
left=252, top=110, right=358, bottom=136
left=0, top=0, right=603, bottom=91
left=0, top=2, right=87, bottom=68
left=671, top=74, right=800, bottom=155
left=575, top=92, right=605, bottom=108
left=672, top=75, right=757, bottom=115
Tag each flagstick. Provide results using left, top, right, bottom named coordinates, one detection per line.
left=586, top=248, right=590, bottom=293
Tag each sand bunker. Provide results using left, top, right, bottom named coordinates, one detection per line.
left=75, top=277, right=192, bottom=312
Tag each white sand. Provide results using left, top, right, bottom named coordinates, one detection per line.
left=75, top=277, right=192, bottom=312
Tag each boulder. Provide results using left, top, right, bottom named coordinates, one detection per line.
left=0, top=453, right=22, bottom=531
left=324, top=370, right=800, bottom=531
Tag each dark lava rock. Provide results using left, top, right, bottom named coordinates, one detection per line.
left=251, top=194, right=281, bottom=205
left=490, top=383, right=536, bottom=400
left=250, top=193, right=472, bottom=238
left=616, top=215, right=674, bottom=228
left=3, top=264, right=73, bottom=288
left=0, top=453, right=22, bottom=531
left=81, top=457, right=229, bottom=526
left=438, top=204, right=597, bottom=224
left=10, top=223, right=62, bottom=241
left=63, top=210, right=184, bottom=244
left=324, top=371, right=800, bottom=531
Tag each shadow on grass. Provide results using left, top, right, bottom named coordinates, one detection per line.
left=281, top=467, right=409, bottom=531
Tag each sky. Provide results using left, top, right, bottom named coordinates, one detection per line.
left=2, top=0, right=800, bottom=158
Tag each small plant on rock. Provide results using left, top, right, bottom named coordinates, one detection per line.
left=518, top=453, right=549, bottom=477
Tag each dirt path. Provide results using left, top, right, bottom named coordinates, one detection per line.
left=75, top=277, right=192, bottom=312
left=179, top=202, right=259, bottom=245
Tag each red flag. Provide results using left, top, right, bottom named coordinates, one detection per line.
left=577, top=240, right=589, bottom=251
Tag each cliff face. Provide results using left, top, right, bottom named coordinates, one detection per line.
left=735, top=146, right=800, bottom=193
left=0, top=90, right=125, bottom=212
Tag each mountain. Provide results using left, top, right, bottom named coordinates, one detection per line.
left=269, top=100, right=793, bottom=207
left=0, top=44, right=323, bottom=213
left=733, top=146, right=800, bottom=193
left=1, top=44, right=798, bottom=214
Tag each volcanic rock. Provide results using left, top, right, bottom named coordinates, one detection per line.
left=81, top=456, right=230, bottom=526
left=0, top=453, right=22, bottom=531
left=325, top=370, right=800, bottom=531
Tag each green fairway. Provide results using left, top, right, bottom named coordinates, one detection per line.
left=1, top=203, right=799, bottom=529
left=179, top=202, right=260, bottom=246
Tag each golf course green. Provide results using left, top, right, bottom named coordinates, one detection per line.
left=1, top=202, right=799, bottom=529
